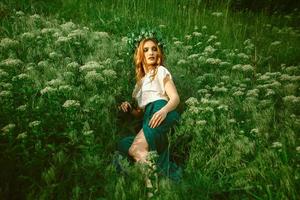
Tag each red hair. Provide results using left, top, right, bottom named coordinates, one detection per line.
left=133, top=38, right=164, bottom=84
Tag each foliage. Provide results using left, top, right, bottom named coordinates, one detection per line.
left=0, top=2, right=299, bottom=200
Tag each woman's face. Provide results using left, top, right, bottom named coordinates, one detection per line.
left=143, top=40, right=158, bottom=67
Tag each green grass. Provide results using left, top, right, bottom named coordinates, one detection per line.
left=0, top=1, right=299, bottom=199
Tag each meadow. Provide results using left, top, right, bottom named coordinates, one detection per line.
left=0, top=1, right=299, bottom=199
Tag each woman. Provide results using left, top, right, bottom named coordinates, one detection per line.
left=117, top=37, right=182, bottom=186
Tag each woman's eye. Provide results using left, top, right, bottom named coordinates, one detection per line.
left=143, top=48, right=148, bottom=52
left=152, top=47, right=157, bottom=51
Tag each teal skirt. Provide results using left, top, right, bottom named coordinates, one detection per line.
left=117, top=99, right=182, bottom=182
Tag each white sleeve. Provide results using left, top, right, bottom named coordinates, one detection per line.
left=157, top=66, right=172, bottom=94
left=132, top=83, right=139, bottom=98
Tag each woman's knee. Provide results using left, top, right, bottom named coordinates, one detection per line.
left=129, top=148, right=148, bottom=162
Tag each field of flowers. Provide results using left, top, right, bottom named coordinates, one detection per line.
left=0, top=2, right=299, bottom=200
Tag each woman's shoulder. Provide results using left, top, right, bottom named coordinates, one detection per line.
left=157, top=65, right=170, bottom=73
left=157, top=65, right=172, bottom=75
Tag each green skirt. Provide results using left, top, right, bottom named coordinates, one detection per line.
left=117, top=99, right=182, bottom=182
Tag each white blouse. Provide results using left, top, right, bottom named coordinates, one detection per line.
left=132, top=65, right=172, bottom=109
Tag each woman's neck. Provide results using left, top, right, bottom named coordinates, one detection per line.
left=144, top=64, right=157, bottom=74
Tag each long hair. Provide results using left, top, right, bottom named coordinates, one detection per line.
left=133, top=38, right=164, bottom=85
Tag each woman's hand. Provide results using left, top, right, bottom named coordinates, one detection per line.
left=119, top=101, right=132, bottom=113
left=149, top=108, right=168, bottom=128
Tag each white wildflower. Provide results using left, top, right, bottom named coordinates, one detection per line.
left=0, top=38, right=19, bottom=49
left=195, top=42, right=202, bottom=46
left=16, top=104, right=27, bottom=112
left=0, top=91, right=12, bottom=98
left=67, top=62, right=79, bottom=69
left=30, top=14, right=41, bottom=20
left=102, top=69, right=117, bottom=79
left=46, top=79, right=64, bottom=87
left=0, top=58, right=23, bottom=67
left=68, top=29, right=86, bottom=38
left=270, top=41, right=281, bottom=47
left=203, top=106, right=214, bottom=113
left=17, top=132, right=27, bottom=139
left=177, top=59, right=188, bottom=65
left=242, top=64, right=254, bottom=72
left=198, top=56, right=206, bottom=63
left=203, top=45, right=216, bottom=54
left=0, top=69, right=9, bottom=78
left=16, top=11, right=25, bottom=16
left=41, top=28, right=57, bottom=35
left=49, top=51, right=61, bottom=59
left=233, top=91, right=244, bottom=96
left=80, top=61, right=104, bottom=72
left=237, top=53, right=249, bottom=60
left=40, top=86, right=57, bottom=95
left=83, top=130, right=94, bottom=136
left=212, top=86, right=228, bottom=93
left=12, top=73, right=30, bottom=82
left=283, top=95, right=300, bottom=104
left=185, top=34, right=192, bottom=40
left=58, top=85, right=73, bottom=93
left=1, top=123, right=16, bottom=134
left=85, top=70, right=104, bottom=82
left=185, top=97, right=199, bottom=106
left=207, top=35, right=217, bottom=43
left=189, top=106, right=200, bottom=114
left=250, top=128, right=259, bottom=134
left=21, top=32, right=36, bottom=41
left=214, top=42, right=221, bottom=46
left=37, top=60, right=49, bottom=68
left=197, top=89, right=209, bottom=94
left=211, top=12, right=223, bottom=17
left=206, top=58, right=221, bottom=65
left=232, top=64, right=254, bottom=72
left=0, top=83, right=12, bottom=90
left=221, top=75, right=230, bottom=81
left=60, top=21, right=77, bottom=32
left=188, top=54, right=200, bottom=60
left=192, top=32, right=202, bottom=37
left=284, top=66, right=298, bottom=75
left=265, top=89, right=275, bottom=97
left=63, top=100, right=80, bottom=108
left=184, top=45, right=193, bottom=50
left=257, top=74, right=270, bottom=81
left=92, top=31, right=110, bottom=40
left=29, top=120, right=41, bottom=128
left=228, top=118, right=236, bottom=123
left=296, top=146, right=300, bottom=153
left=220, top=62, right=230, bottom=68
left=174, top=41, right=183, bottom=46
left=280, top=74, right=300, bottom=82
left=217, top=104, right=228, bottom=111
left=232, top=64, right=242, bottom=71
left=196, top=120, right=207, bottom=126
left=56, top=36, right=71, bottom=44
left=246, top=89, right=259, bottom=97
left=271, top=141, right=282, bottom=148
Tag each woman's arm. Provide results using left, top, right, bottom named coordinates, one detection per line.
left=148, top=75, right=180, bottom=128
left=119, top=101, right=144, bottom=119
left=130, top=107, right=144, bottom=119
left=161, top=75, right=180, bottom=113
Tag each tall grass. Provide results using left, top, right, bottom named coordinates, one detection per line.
left=0, top=1, right=299, bottom=199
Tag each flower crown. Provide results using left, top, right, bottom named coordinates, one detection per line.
left=126, top=28, right=166, bottom=55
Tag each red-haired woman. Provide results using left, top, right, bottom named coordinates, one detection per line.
left=117, top=37, right=181, bottom=191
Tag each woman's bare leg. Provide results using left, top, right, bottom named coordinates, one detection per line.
left=128, top=129, right=149, bottom=163
left=128, top=129, right=155, bottom=197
